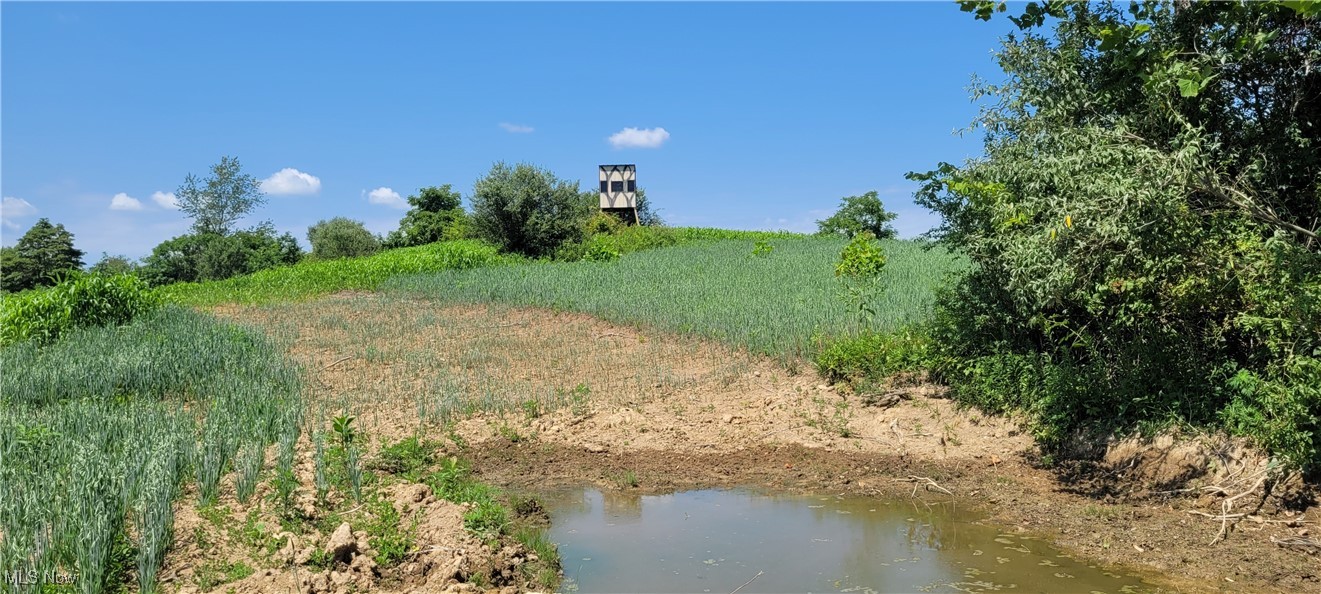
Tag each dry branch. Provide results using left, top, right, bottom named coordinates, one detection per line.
left=893, top=475, right=953, bottom=497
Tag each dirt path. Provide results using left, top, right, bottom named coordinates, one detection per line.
left=202, top=294, right=1320, bottom=594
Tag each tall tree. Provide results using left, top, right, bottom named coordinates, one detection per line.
left=384, top=185, right=470, bottom=248
left=177, top=156, right=266, bottom=236
left=0, top=218, right=84, bottom=292
left=816, top=191, right=898, bottom=239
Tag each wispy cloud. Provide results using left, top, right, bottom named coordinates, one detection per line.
left=109, top=192, right=144, bottom=211
left=366, top=187, right=406, bottom=209
left=498, top=122, right=534, bottom=133
left=1, top=196, right=37, bottom=230
left=151, top=191, right=179, bottom=209
left=608, top=127, right=670, bottom=149
left=261, top=168, right=322, bottom=195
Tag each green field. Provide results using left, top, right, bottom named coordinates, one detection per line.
left=161, top=239, right=508, bottom=307
left=1, top=306, right=303, bottom=592
left=385, top=237, right=967, bottom=360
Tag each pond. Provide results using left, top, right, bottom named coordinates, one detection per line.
left=544, top=488, right=1159, bottom=594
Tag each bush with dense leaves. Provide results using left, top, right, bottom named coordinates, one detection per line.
left=470, top=162, right=593, bottom=258
left=0, top=272, right=164, bottom=345
left=914, top=1, right=1321, bottom=470
left=308, top=217, right=381, bottom=260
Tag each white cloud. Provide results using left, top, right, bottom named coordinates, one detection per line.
left=499, top=122, right=534, bottom=133
left=261, top=168, right=322, bottom=195
left=151, top=191, right=179, bottom=209
left=109, top=193, right=144, bottom=211
left=366, top=187, right=406, bottom=209
left=1, top=196, right=37, bottom=230
left=608, top=127, right=670, bottom=149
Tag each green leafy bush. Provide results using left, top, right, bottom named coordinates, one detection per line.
left=914, top=2, right=1321, bottom=470
left=815, top=329, right=931, bottom=394
left=470, top=162, right=593, bottom=258
left=308, top=217, right=381, bottom=259
left=383, top=185, right=473, bottom=248
left=0, top=272, right=164, bottom=345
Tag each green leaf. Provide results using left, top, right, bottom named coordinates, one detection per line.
left=1177, top=78, right=1201, bottom=97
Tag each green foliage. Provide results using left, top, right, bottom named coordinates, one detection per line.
left=0, top=271, right=164, bottom=345
left=814, top=329, right=931, bottom=395
left=140, top=225, right=301, bottom=286
left=361, top=497, right=415, bottom=568
left=387, top=237, right=964, bottom=361
left=470, top=162, right=593, bottom=258
left=834, top=232, right=888, bottom=329
left=176, top=155, right=266, bottom=236
left=919, top=0, right=1321, bottom=470
left=1, top=306, right=302, bottom=593
left=373, top=436, right=440, bottom=482
left=816, top=191, right=899, bottom=240
left=194, top=560, right=254, bottom=592
left=384, top=185, right=472, bottom=248
left=162, top=239, right=508, bottom=306
left=90, top=253, right=141, bottom=277
left=308, top=217, right=381, bottom=259
left=0, top=218, right=85, bottom=293
left=555, top=223, right=681, bottom=262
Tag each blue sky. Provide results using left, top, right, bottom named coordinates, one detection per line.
left=1, top=2, right=1016, bottom=260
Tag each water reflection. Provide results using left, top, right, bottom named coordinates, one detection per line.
left=543, top=489, right=1159, bottom=594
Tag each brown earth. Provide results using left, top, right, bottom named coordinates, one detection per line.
left=166, top=293, right=1321, bottom=594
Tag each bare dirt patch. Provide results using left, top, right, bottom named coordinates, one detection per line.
left=200, top=294, right=1321, bottom=594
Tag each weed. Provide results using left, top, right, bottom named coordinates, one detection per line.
left=194, top=561, right=254, bottom=592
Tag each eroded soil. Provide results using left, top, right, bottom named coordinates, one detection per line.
left=172, top=293, right=1321, bottom=594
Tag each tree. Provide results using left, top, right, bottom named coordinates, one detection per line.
left=0, top=218, right=84, bottom=292
left=470, top=162, right=593, bottom=258
left=89, top=253, right=140, bottom=277
left=308, top=217, right=380, bottom=259
left=383, top=185, right=470, bottom=248
left=177, top=156, right=266, bottom=236
left=139, top=225, right=300, bottom=286
left=911, top=0, right=1321, bottom=469
left=816, top=191, right=898, bottom=239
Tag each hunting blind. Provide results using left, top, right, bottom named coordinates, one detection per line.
left=599, top=164, right=638, bottom=224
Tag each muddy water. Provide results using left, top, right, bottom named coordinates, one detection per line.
left=544, top=489, right=1159, bottom=594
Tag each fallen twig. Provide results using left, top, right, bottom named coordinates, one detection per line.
left=1271, top=536, right=1321, bottom=550
left=321, top=356, right=353, bottom=371
left=730, top=571, right=764, bottom=594
left=893, top=475, right=953, bottom=497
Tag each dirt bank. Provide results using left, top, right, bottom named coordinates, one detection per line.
left=194, top=295, right=1319, bottom=594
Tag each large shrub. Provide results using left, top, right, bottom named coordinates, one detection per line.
left=0, top=272, right=164, bottom=345
left=140, top=224, right=301, bottom=286
left=470, top=162, right=593, bottom=258
left=383, top=185, right=472, bottom=248
left=308, top=217, right=381, bottom=259
left=915, top=1, right=1321, bottom=469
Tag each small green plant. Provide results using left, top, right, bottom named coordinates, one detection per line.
left=374, top=436, right=439, bottom=481
left=615, top=470, right=640, bottom=489
left=194, top=560, right=254, bottom=592
left=805, top=396, right=855, bottom=438
left=834, top=232, right=887, bottom=330
left=497, top=423, right=524, bottom=443
left=362, top=498, right=415, bottom=568
left=751, top=239, right=774, bottom=257
left=520, top=398, right=542, bottom=420
left=332, top=414, right=357, bottom=447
